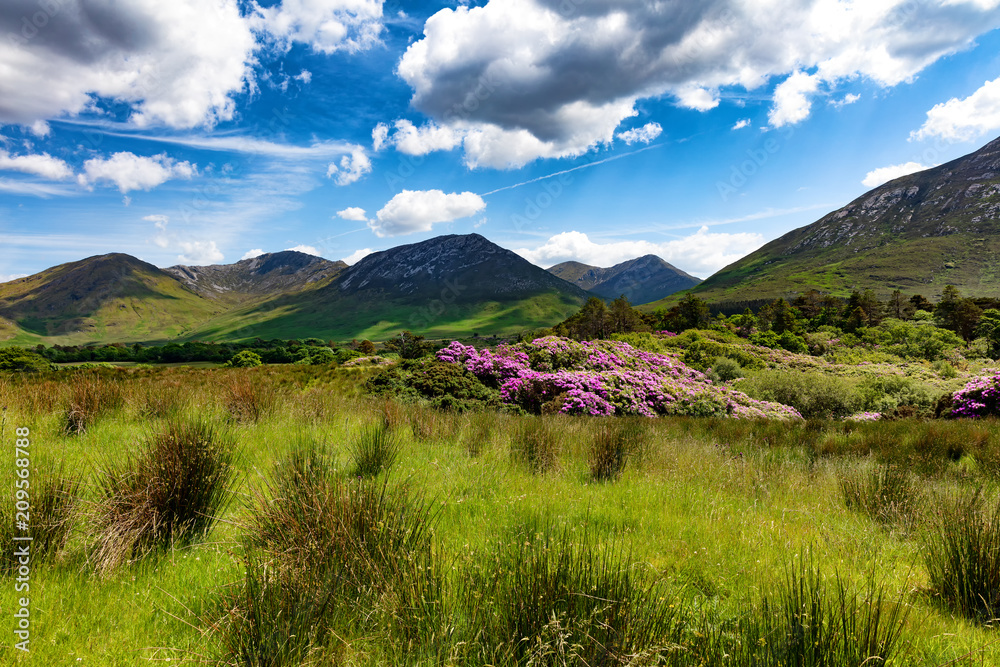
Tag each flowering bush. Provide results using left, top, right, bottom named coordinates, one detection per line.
left=951, top=374, right=1000, bottom=418
left=846, top=411, right=882, bottom=422
left=436, top=337, right=800, bottom=420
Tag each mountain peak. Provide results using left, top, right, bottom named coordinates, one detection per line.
left=547, top=254, right=700, bottom=304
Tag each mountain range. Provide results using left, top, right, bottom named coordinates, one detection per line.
left=547, top=255, right=700, bottom=304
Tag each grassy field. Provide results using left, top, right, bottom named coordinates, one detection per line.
left=1, top=365, right=1000, bottom=665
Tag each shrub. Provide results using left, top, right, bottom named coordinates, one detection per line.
left=90, top=419, right=236, bottom=573
left=227, top=350, right=263, bottom=368
left=950, top=374, right=1000, bottom=418
left=739, top=371, right=861, bottom=419
left=365, top=358, right=501, bottom=412
left=350, top=422, right=401, bottom=478
left=709, top=357, right=744, bottom=383
left=924, top=489, right=1000, bottom=622
left=0, top=347, right=53, bottom=373
left=459, top=525, right=680, bottom=665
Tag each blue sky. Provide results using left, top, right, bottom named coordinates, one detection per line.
left=2, top=0, right=1000, bottom=282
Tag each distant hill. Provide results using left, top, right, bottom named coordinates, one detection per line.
left=548, top=255, right=701, bottom=304
left=165, top=251, right=346, bottom=305
left=672, top=135, right=1000, bottom=306
left=0, top=253, right=221, bottom=344
left=189, top=234, right=591, bottom=341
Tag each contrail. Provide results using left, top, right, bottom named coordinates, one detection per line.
left=479, top=142, right=668, bottom=197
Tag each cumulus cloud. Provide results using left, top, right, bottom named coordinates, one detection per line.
left=514, top=229, right=766, bottom=278
left=616, top=122, right=663, bottom=146
left=79, top=152, right=196, bottom=193
left=241, top=248, right=266, bottom=260
left=179, top=240, right=224, bottom=265
left=769, top=71, right=821, bottom=128
left=911, top=76, right=1000, bottom=142
left=394, top=0, right=1000, bottom=166
left=0, top=0, right=257, bottom=129
left=286, top=244, right=321, bottom=255
left=337, top=206, right=368, bottom=221
left=862, top=162, right=932, bottom=188
left=28, top=121, right=50, bottom=138
left=372, top=122, right=390, bottom=151
left=732, top=119, right=751, bottom=130
left=326, top=147, right=371, bottom=185
left=342, top=247, right=374, bottom=265
left=833, top=93, right=861, bottom=108
left=370, top=190, right=486, bottom=237
left=253, top=0, right=384, bottom=54
left=390, top=120, right=463, bottom=155
left=0, top=150, right=73, bottom=180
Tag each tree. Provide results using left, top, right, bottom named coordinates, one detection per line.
left=758, top=299, right=796, bottom=334
left=909, top=294, right=934, bottom=312
left=227, top=350, right=262, bottom=368
left=977, top=309, right=1000, bottom=358
left=608, top=295, right=641, bottom=334
left=357, top=340, right=377, bottom=355
left=886, top=290, right=913, bottom=320
left=576, top=297, right=610, bottom=339
left=935, top=285, right=982, bottom=340
left=383, top=331, right=433, bottom=359
left=676, top=293, right=711, bottom=331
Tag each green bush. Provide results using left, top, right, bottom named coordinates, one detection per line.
left=365, top=359, right=500, bottom=412
left=709, top=357, right=745, bottom=383
left=0, top=347, right=53, bottom=372
left=739, top=371, right=861, bottom=419
left=227, top=350, right=263, bottom=368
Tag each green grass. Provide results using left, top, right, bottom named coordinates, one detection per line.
left=2, top=367, right=1000, bottom=664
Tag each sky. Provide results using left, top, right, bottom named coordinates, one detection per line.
left=2, top=0, right=1000, bottom=283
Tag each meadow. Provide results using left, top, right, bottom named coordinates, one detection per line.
left=1, top=362, right=1000, bottom=666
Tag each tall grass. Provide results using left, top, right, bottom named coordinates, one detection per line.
left=924, top=489, right=1000, bottom=622
left=63, top=374, right=125, bottom=434
left=90, top=419, right=236, bottom=573
left=459, top=524, right=681, bottom=666
left=839, top=462, right=917, bottom=529
left=224, top=372, right=277, bottom=424
left=350, top=422, right=401, bottom=477
left=512, top=418, right=560, bottom=473
left=589, top=417, right=648, bottom=482
left=0, top=465, right=81, bottom=573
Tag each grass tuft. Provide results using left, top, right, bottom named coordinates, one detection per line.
left=1, top=465, right=82, bottom=573
left=350, top=422, right=402, bottom=478
left=224, top=373, right=277, bottom=424
left=840, top=462, right=917, bottom=529
left=924, top=488, right=1000, bottom=622
left=90, top=419, right=236, bottom=573
left=63, top=375, right=125, bottom=435
left=512, top=418, right=560, bottom=473
left=589, top=417, right=647, bottom=482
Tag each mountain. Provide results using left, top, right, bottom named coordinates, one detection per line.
left=187, top=234, right=591, bottom=341
left=0, top=253, right=221, bottom=343
left=164, top=251, right=346, bottom=305
left=548, top=255, right=701, bottom=304
left=681, top=135, right=1000, bottom=305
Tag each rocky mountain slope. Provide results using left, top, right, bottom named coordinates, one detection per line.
left=683, top=135, right=1000, bottom=303
left=165, top=251, right=346, bottom=305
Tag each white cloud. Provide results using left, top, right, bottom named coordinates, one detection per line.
left=769, top=71, right=821, bottom=128
left=862, top=162, right=932, bottom=188
left=326, top=147, right=371, bottom=185
left=79, top=152, right=196, bottom=193
left=370, top=189, right=486, bottom=237
left=28, top=121, right=50, bottom=138
left=616, top=123, right=663, bottom=146
left=337, top=206, right=368, bottom=221
left=241, top=248, right=266, bottom=260
left=514, top=229, right=765, bottom=279
left=342, top=247, right=374, bottom=265
left=390, top=119, right=463, bottom=155
left=395, top=0, right=1000, bottom=166
left=178, top=240, right=224, bottom=265
left=144, top=214, right=171, bottom=248
left=0, top=0, right=257, bottom=129
left=833, top=93, right=861, bottom=108
left=286, top=244, right=321, bottom=256
left=0, top=150, right=73, bottom=180
left=732, top=119, right=751, bottom=131
left=295, top=70, right=312, bottom=84
left=372, top=122, right=389, bottom=151
left=0, top=178, right=74, bottom=197
left=911, top=76, right=1000, bottom=142
left=252, top=0, right=384, bottom=54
